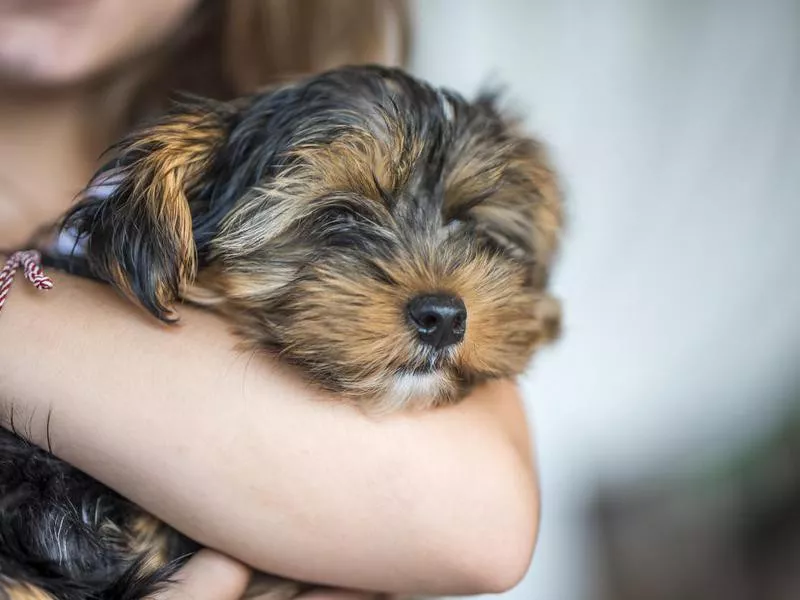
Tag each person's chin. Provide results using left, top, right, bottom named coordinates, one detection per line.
left=0, top=50, right=127, bottom=92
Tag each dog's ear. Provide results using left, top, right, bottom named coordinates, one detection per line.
left=63, top=99, right=231, bottom=321
left=445, top=90, right=564, bottom=289
left=510, top=134, right=564, bottom=288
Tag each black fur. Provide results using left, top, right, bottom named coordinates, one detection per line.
left=0, top=428, right=197, bottom=599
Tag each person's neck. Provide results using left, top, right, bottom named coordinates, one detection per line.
left=0, top=85, right=121, bottom=248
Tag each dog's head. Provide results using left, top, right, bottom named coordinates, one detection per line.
left=64, top=66, right=564, bottom=410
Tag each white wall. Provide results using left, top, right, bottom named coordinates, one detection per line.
left=408, top=1, right=800, bottom=598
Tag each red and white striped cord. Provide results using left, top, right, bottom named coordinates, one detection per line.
left=0, top=250, right=54, bottom=313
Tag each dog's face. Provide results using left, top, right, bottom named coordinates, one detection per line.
left=64, top=66, right=563, bottom=410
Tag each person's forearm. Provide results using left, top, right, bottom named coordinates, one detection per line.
left=0, top=272, right=539, bottom=596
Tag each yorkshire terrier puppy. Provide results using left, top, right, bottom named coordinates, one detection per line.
left=0, top=66, right=563, bottom=599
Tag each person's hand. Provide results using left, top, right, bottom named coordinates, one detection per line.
left=150, top=550, right=383, bottom=600
left=150, top=549, right=251, bottom=599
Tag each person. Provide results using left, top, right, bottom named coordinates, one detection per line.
left=0, top=1, right=540, bottom=598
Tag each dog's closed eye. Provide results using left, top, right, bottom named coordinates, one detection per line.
left=476, top=224, right=534, bottom=262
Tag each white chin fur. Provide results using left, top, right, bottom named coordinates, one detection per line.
left=384, top=372, right=445, bottom=411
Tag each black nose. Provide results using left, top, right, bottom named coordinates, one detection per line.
left=407, top=294, right=467, bottom=350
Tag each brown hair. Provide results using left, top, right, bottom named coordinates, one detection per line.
left=127, top=0, right=411, bottom=126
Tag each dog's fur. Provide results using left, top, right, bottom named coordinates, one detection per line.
left=0, top=65, right=564, bottom=599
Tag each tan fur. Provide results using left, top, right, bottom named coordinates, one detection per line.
left=505, top=137, right=564, bottom=269
left=184, top=109, right=564, bottom=412
left=444, top=129, right=563, bottom=286
left=0, top=582, right=56, bottom=600
left=135, top=114, right=222, bottom=301
left=128, top=513, right=171, bottom=575
left=95, top=111, right=226, bottom=317
left=212, top=128, right=423, bottom=260
left=293, top=129, right=424, bottom=199
left=203, top=240, right=559, bottom=413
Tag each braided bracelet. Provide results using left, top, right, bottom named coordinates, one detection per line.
left=0, top=250, right=54, bottom=313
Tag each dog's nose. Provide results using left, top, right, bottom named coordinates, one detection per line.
left=407, top=294, right=467, bottom=349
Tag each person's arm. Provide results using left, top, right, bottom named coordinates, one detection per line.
left=0, top=271, right=540, bottom=597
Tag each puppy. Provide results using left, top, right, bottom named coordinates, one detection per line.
left=0, top=65, right=564, bottom=599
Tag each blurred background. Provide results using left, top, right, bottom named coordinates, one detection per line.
left=408, top=0, right=800, bottom=598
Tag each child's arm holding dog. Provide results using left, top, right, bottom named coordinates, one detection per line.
left=0, top=270, right=539, bottom=597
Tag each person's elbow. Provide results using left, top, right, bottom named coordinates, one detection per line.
left=422, top=441, right=540, bottom=596
left=460, top=467, right=540, bottom=594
